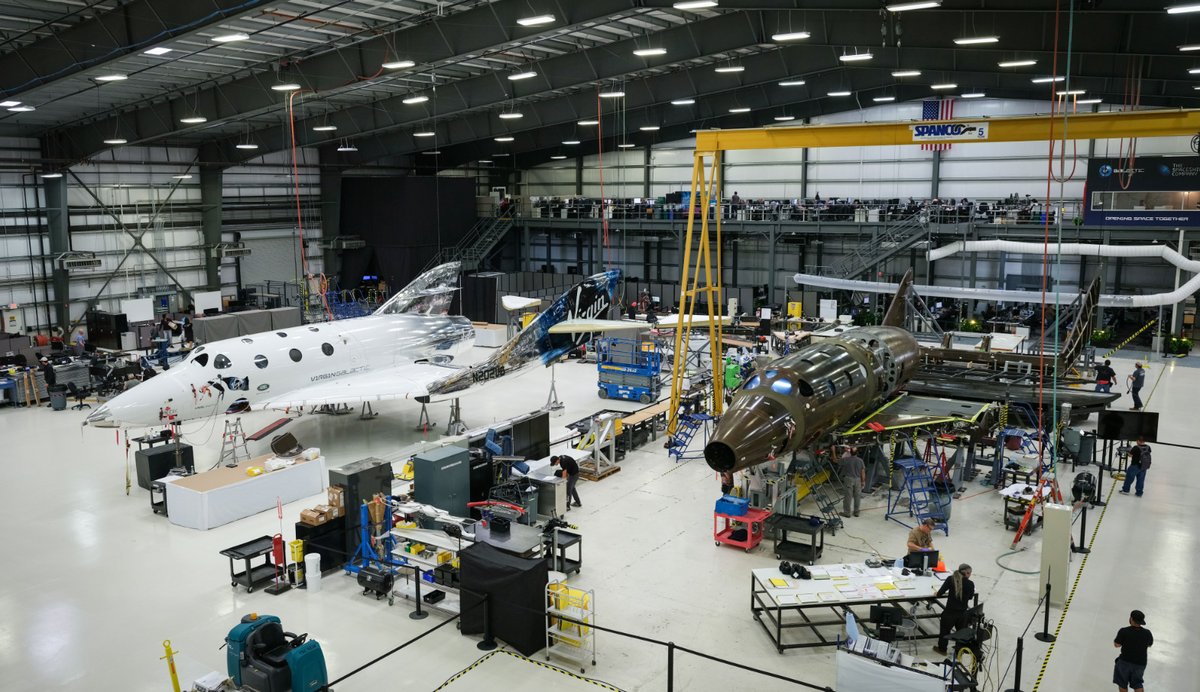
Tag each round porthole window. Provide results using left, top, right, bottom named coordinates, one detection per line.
left=254, top=355, right=268, bottom=369
left=321, top=343, right=334, bottom=356
left=289, top=348, right=302, bottom=363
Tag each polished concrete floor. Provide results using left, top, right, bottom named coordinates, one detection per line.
left=0, top=350, right=1193, bottom=691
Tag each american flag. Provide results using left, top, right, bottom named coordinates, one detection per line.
left=921, top=98, right=955, bottom=151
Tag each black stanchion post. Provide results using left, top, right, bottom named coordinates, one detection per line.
left=1093, top=438, right=1107, bottom=507
left=1072, top=506, right=1091, bottom=554
left=1034, top=582, right=1056, bottom=643
left=667, top=641, right=675, bottom=692
left=409, top=565, right=428, bottom=621
left=478, top=593, right=497, bottom=651
left=1004, top=636, right=1025, bottom=692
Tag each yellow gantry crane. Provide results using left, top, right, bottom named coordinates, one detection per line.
left=666, top=107, right=1200, bottom=434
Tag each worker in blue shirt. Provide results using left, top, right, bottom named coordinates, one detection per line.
left=1127, top=363, right=1146, bottom=410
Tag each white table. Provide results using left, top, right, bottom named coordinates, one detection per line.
left=750, top=564, right=949, bottom=652
left=163, top=455, right=326, bottom=530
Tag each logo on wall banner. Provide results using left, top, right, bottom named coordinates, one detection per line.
left=909, top=122, right=989, bottom=143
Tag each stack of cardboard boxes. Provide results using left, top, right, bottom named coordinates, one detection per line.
left=299, top=484, right=347, bottom=526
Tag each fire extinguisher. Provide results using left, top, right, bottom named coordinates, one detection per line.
left=272, top=533, right=285, bottom=569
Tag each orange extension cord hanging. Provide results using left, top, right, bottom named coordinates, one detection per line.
left=287, top=91, right=333, bottom=321
left=595, top=88, right=611, bottom=270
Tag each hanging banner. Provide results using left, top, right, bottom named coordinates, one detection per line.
left=908, top=121, right=989, bottom=143
left=1084, top=156, right=1200, bottom=227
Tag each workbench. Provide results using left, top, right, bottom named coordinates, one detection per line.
left=473, top=521, right=545, bottom=558
left=162, top=454, right=325, bottom=530
left=750, top=565, right=947, bottom=652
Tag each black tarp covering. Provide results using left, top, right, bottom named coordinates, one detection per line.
left=459, top=541, right=548, bottom=656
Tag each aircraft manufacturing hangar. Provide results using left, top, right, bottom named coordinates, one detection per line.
left=1, top=1, right=1196, bottom=691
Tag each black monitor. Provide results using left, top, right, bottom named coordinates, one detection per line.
left=903, top=549, right=939, bottom=571
left=1097, top=410, right=1159, bottom=442
left=870, top=604, right=905, bottom=627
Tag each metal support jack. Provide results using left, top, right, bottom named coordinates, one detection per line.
left=545, top=361, right=564, bottom=415
left=360, top=401, right=377, bottom=420
left=575, top=413, right=620, bottom=480
left=415, top=401, right=436, bottom=431
left=444, top=397, right=467, bottom=436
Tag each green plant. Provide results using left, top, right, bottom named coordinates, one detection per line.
left=1165, top=336, right=1193, bottom=355
left=1091, top=327, right=1113, bottom=347
left=958, top=318, right=983, bottom=333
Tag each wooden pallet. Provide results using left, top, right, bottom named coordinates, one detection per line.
left=579, top=465, right=621, bottom=482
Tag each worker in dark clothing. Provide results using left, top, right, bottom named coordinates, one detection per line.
left=719, top=471, right=735, bottom=495
left=550, top=455, right=582, bottom=509
left=1095, top=359, right=1117, bottom=393
left=1113, top=610, right=1153, bottom=692
left=39, top=356, right=56, bottom=408
left=1128, top=363, right=1146, bottom=410
left=1120, top=437, right=1152, bottom=497
left=933, top=563, right=975, bottom=655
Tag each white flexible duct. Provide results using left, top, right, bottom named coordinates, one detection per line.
left=929, top=239, right=1200, bottom=273
left=793, top=273, right=1200, bottom=308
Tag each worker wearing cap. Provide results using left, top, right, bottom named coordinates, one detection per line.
left=1113, top=609, right=1152, bottom=692
left=906, top=517, right=937, bottom=554
left=1128, top=363, right=1146, bottom=411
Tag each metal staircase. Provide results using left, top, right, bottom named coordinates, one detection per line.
left=666, top=413, right=712, bottom=462
left=422, top=215, right=514, bottom=273
left=886, top=457, right=949, bottom=535
left=831, top=213, right=929, bottom=280
left=796, top=454, right=844, bottom=534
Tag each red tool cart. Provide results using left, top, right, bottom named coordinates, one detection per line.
left=714, top=506, right=772, bottom=552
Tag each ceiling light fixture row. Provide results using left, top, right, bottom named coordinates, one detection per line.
left=886, top=1, right=941, bottom=11
left=673, top=1, right=718, bottom=10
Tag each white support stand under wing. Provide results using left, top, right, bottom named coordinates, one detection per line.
left=1040, top=503, right=1072, bottom=608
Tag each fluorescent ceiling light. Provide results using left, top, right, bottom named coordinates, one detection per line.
left=1077, top=98, right=1103, bottom=104
left=492, top=153, right=510, bottom=157
left=507, top=70, right=537, bottom=81
left=40, top=173, right=63, bottom=179
left=633, top=48, right=667, bottom=56
left=771, top=31, right=811, bottom=42
left=673, top=1, right=718, bottom=9
left=671, top=98, right=696, bottom=105
left=103, top=138, right=128, bottom=145
left=873, top=96, right=896, bottom=102
left=422, top=151, right=441, bottom=155
left=271, top=83, right=301, bottom=91
left=773, top=115, right=795, bottom=121
left=95, top=74, right=127, bottom=82
left=998, top=59, right=1037, bottom=67
left=1189, top=68, right=1200, bottom=74
left=212, top=32, right=249, bottom=43
left=640, top=125, right=660, bottom=131
left=8, top=106, right=34, bottom=112
left=617, top=143, right=636, bottom=148
left=578, top=119, right=599, bottom=125
left=403, top=95, right=429, bottom=104
left=886, top=1, right=941, bottom=10
left=828, top=90, right=852, bottom=97
left=179, top=116, right=206, bottom=124
left=961, top=92, right=986, bottom=99
left=728, top=107, right=751, bottom=113
left=599, top=90, right=625, bottom=98
left=550, top=155, right=567, bottom=160
left=1181, top=45, right=1200, bottom=52
left=891, top=70, right=921, bottom=77
left=236, top=143, right=259, bottom=150
left=382, top=60, right=415, bottom=70
left=313, top=125, right=337, bottom=131
left=478, top=160, right=492, bottom=164
left=172, top=175, right=192, bottom=179
left=0, top=100, right=20, bottom=107
left=494, top=136, right=515, bottom=142
left=778, top=80, right=806, bottom=86
left=1167, top=3, right=1200, bottom=14
left=1031, top=76, right=1066, bottom=83
left=336, top=145, right=357, bottom=152
left=516, top=14, right=555, bottom=27
left=839, top=53, right=873, bottom=62
left=954, top=36, right=999, bottom=45
left=714, top=66, right=745, bottom=73
left=1056, top=89, right=1086, bottom=96
left=498, top=112, right=524, bottom=119
left=562, top=140, right=581, bottom=145
left=930, top=83, right=957, bottom=90
left=414, top=131, right=436, bottom=137
left=144, top=47, right=172, bottom=56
